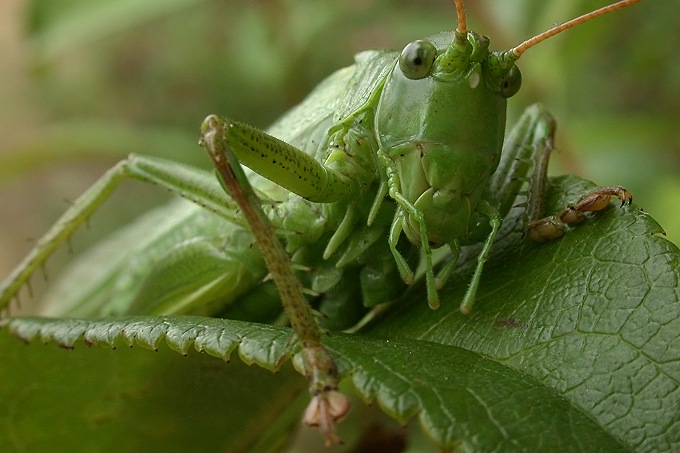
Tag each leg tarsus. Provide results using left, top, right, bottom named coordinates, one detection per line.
left=527, top=186, right=632, bottom=243
left=526, top=216, right=565, bottom=243
left=560, top=186, right=632, bottom=224
left=300, top=344, right=350, bottom=447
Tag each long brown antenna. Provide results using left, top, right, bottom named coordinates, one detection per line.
left=511, top=0, right=640, bottom=57
left=454, top=0, right=466, bottom=35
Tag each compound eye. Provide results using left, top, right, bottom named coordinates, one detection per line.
left=500, top=65, right=522, bottom=98
left=399, top=40, right=437, bottom=80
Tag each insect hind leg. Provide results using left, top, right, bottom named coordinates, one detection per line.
left=513, top=107, right=633, bottom=242
left=0, top=154, right=240, bottom=311
left=527, top=187, right=632, bottom=243
left=485, top=103, right=633, bottom=243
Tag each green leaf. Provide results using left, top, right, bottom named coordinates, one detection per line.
left=0, top=320, right=306, bottom=452
left=0, top=316, right=626, bottom=451
left=0, top=316, right=296, bottom=369
left=364, top=176, right=680, bottom=451
left=329, top=335, right=628, bottom=451
left=1, top=176, right=678, bottom=451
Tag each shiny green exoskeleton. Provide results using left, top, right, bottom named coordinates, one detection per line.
left=0, top=0, right=641, bottom=444
left=375, top=30, right=520, bottom=310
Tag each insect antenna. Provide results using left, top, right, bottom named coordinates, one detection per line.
left=453, top=0, right=466, bottom=35
left=511, top=0, right=641, bottom=57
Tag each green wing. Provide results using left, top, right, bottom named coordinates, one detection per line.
left=267, top=49, right=397, bottom=146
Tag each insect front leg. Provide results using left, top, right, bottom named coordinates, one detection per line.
left=379, top=151, right=440, bottom=309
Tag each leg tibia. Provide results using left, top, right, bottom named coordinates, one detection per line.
left=0, top=154, right=240, bottom=311
left=481, top=104, right=557, bottom=228
left=460, top=201, right=502, bottom=315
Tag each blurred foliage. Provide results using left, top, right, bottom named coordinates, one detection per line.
left=0, top=1, right=677, bottom=299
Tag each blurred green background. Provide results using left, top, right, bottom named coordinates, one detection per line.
left=1, top=0, right=678, bottom=307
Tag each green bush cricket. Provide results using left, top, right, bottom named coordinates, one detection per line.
left=0, top=0, right=641, bottom=444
